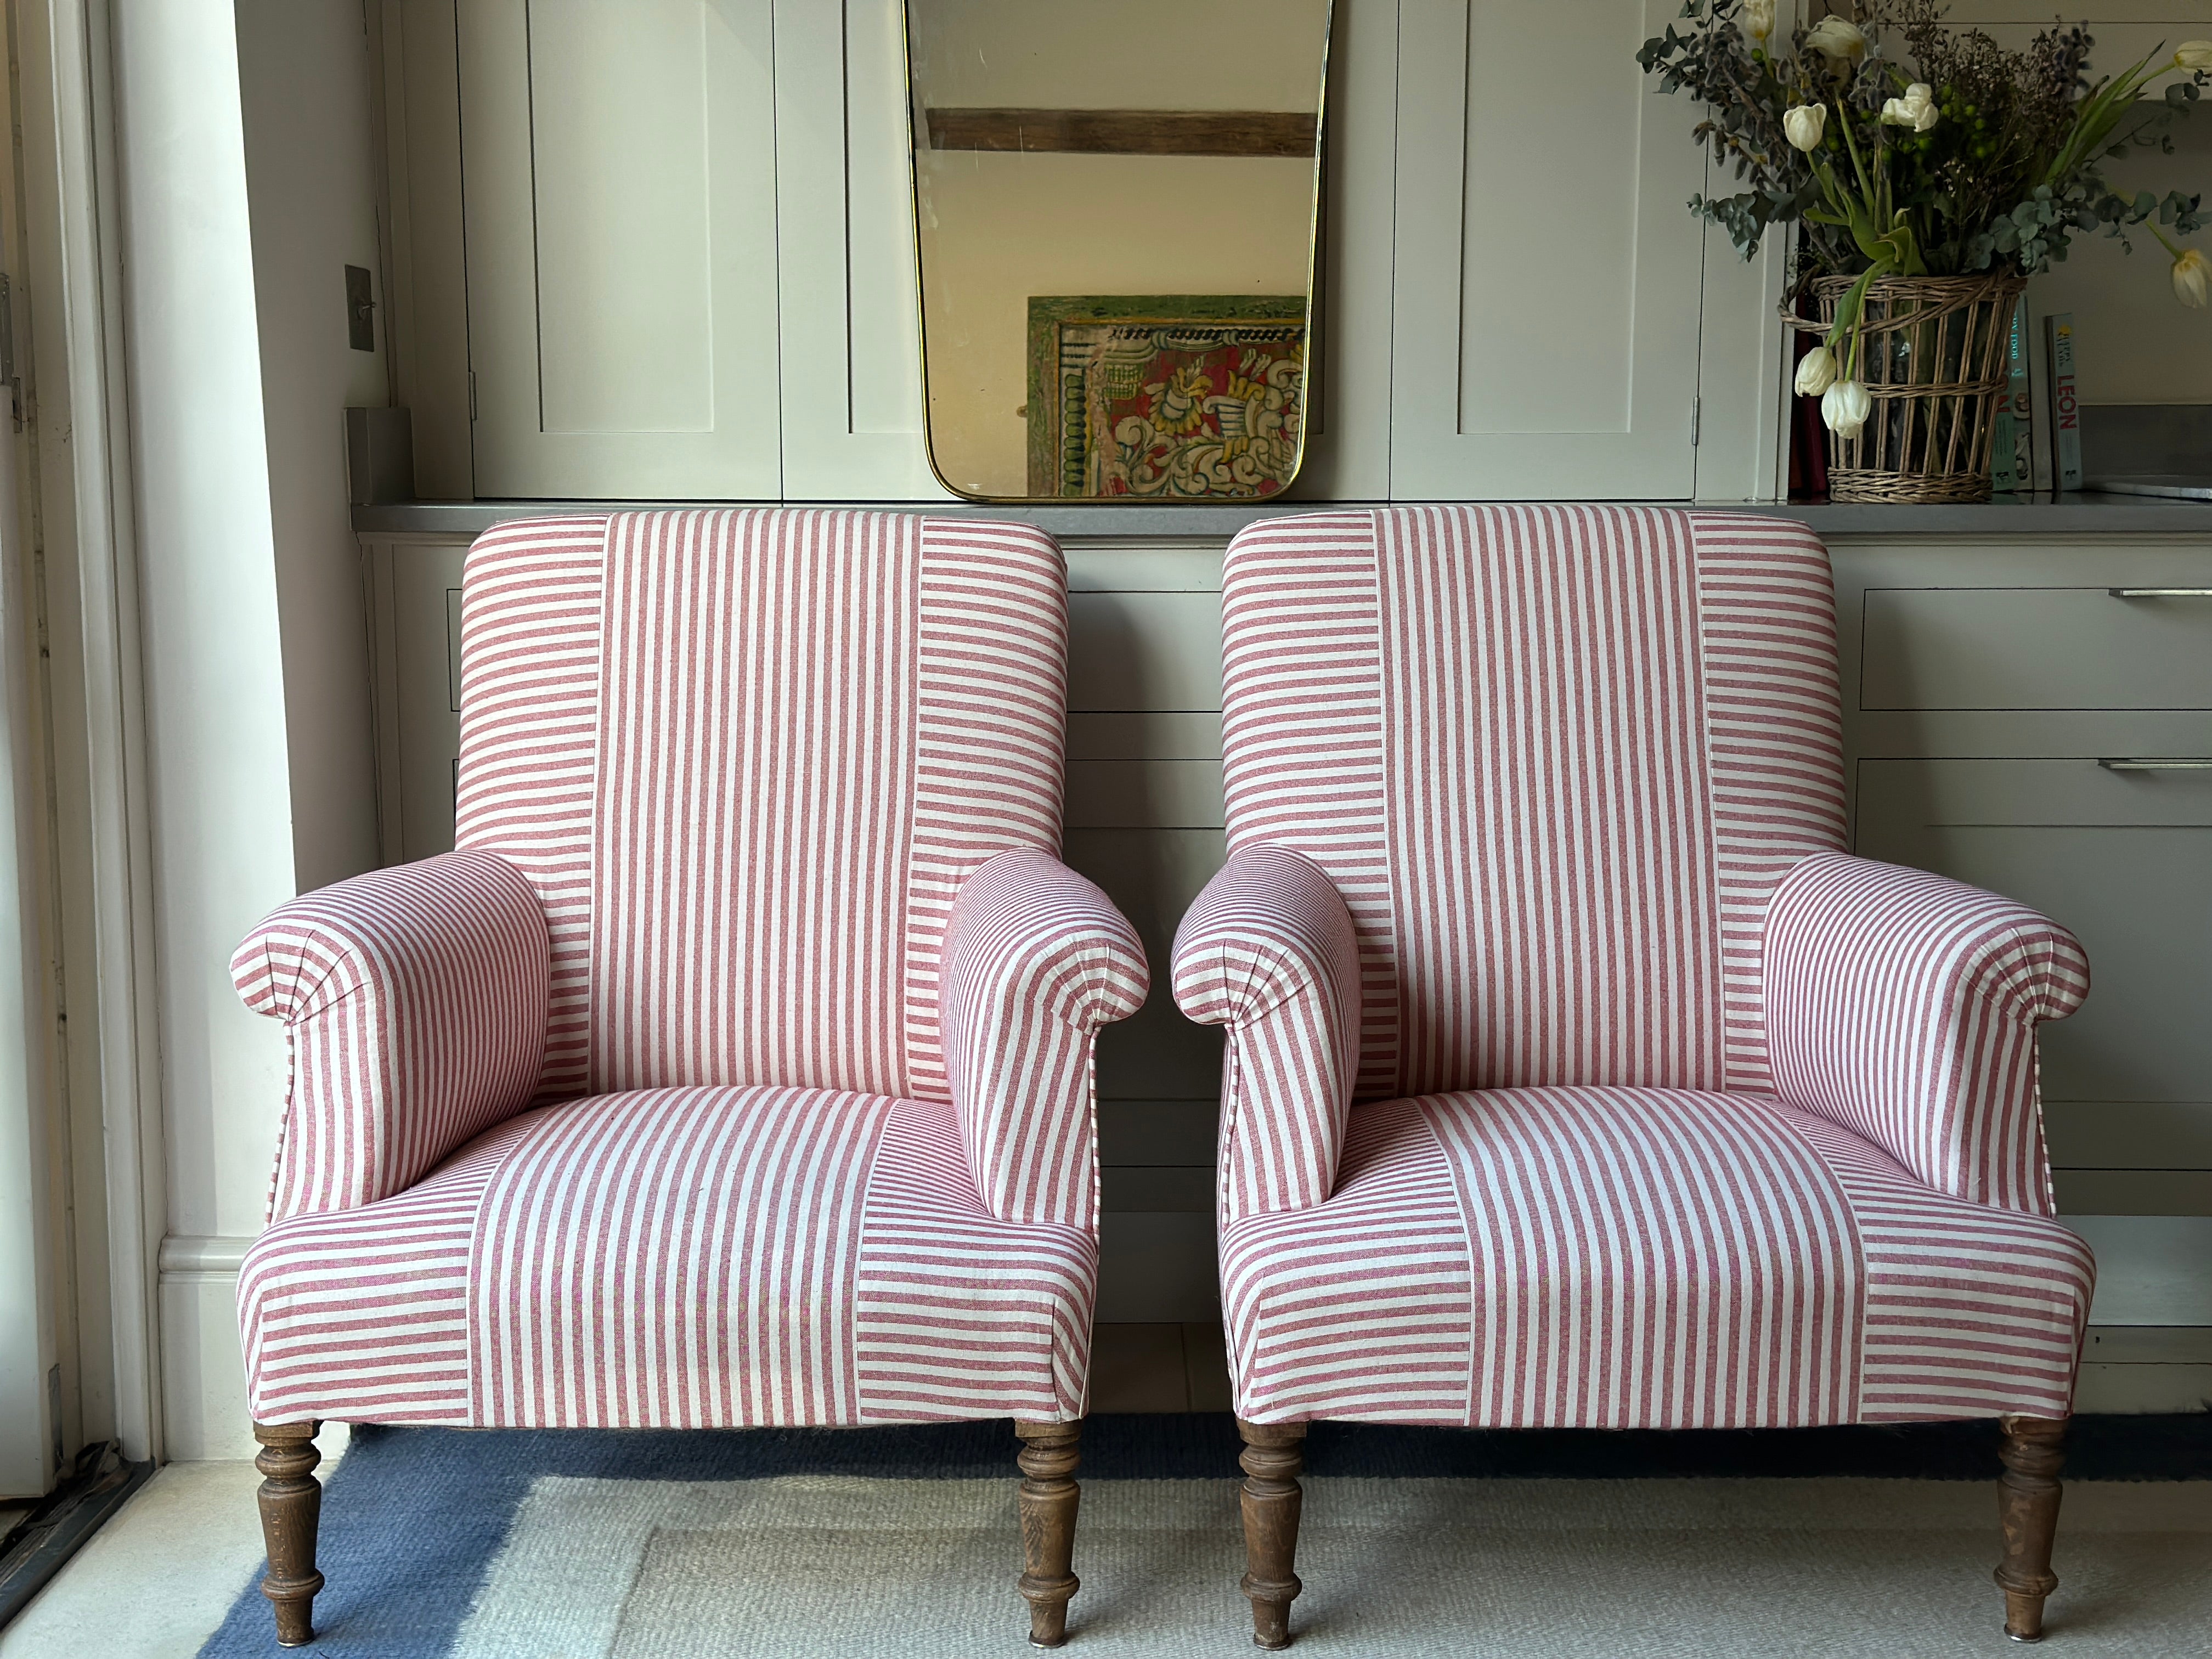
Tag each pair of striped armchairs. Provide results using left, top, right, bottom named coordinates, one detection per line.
left=232, top=505, right=2092, bottom=1650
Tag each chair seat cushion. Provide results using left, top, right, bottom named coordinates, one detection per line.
left=1220, top=1087, right=2093, bottom=1427
left=239, top=1088, right=1093, bottom=1427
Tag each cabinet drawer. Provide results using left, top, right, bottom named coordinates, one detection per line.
left=1861, top=588, right=2212, bottom=710
left=1854, top=759, right=2212, bottom=1117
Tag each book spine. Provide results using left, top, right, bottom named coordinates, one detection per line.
left=2045, top=312, right=2082, bottom=492
left=1992, top=301, right=2030, bottom=493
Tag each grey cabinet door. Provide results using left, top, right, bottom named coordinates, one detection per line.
left=1861, top=587, right=2212, bottom=710
left=458, top=0, right=783, bottom=498
left=366, top=540, right=468, bottom=864
left=1855, top=757, right=2212, bottom=1215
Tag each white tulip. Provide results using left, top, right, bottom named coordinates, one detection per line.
left=1795, top=346, right=1839, bottom=396
left=2174, top=41, right=2212, bottom=71
left=2174, top=247, right=2210, bottom=308
left=1743, top=0, right=1775, bottom=44
left=1822, top=378, right=1872, bottom=438
left=1881, top=83, right=1939, bottom=132
left=1804, top=16, right=1868, bottom=69
left=1784, top=104, right=1828, bottom=151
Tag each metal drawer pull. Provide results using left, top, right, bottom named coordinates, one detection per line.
left=2107, top=587, right=2212, bottom=598
left=2097, top=758, right=2212, bottom=770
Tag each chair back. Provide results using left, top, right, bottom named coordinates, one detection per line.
left=455, top=509, right=1068, bottom=1102
left=1218, top=505, right=1847, bottom=1101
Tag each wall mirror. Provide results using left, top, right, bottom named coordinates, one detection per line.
left=904, top=1, right=1331, bottom=501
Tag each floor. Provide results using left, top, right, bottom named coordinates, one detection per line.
left=0, top=1327, right=1218, bottom=1659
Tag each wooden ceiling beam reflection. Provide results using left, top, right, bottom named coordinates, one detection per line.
left=924, top=108, right=1317, bottom=158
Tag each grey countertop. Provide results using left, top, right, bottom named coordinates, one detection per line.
left=352, top=493, right=2212, bottom=539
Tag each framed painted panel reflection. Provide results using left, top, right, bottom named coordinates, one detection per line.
left=904, top=1, right=1332, bottom=501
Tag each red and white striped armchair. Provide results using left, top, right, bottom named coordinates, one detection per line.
left=1172, top=506, right=2094, bottom=1647
left=231, top=510, right=1146, bottom=1646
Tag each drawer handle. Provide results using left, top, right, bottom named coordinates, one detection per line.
left=2098, top=757, right=2212, bottom=770
left=2108, top=587, right=2212, bottom=598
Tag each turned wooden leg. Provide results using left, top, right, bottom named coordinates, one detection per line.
left=1015, top=1420, right=1082, bottom=1647
left=1995, top=1414, right=2066, bottom=1642
left=1238, top=1419, right=1307, bottom=1650
left=253, top=1420, right=325, bottom=1647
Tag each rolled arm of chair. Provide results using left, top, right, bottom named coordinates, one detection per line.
left=231, top=850, right=550, bottom=1221
left=1170, top=844, right=1362, bottom=1222
left=940, top=848, right=1149, bottom=1229
left=1764, top=850, right=2089, bottom=1213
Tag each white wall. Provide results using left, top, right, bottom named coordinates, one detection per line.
left=114, top=2, right=388, bottom=1459
left=236, top=1, right=386, bottom=895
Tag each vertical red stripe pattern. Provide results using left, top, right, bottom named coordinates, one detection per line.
left=453, top=515, right=609, bottom=1101
left=591, top=510, right=916, bottom=1095
left=855, top=1097, right=1097, bottom=1421
left=245, top=1087, right=1117, bottom=1427
left=939, top=849, right=1148, bottom=1230
left=1426, top=1086, right=1861, bottom=1429
left=904, top=521, right=1074, bottom=1099
left=1219, top=1098, right=1475, bottom=1421
left=1767, top=851, right=2090, bottom=1212
left=1172, top=845, right=1364, bottom=1221
left=1374, top=505, right=1723, bottom=1095
left=239, top=510, right=1136, bottom=1428
left=238, top=1112, right=548, bottom=1422
left=1203, top=506, right=2089, bottom=1428
left=1686, top=515, right=1850, bottom=1089
left=470, top=1085, right=889, bottom=1427
left=1217, top=512, right=1400, bottom=1096
left=230, top=851, right=550, bottom=1220
left=1776, top=1103, right=2091, bottom=1420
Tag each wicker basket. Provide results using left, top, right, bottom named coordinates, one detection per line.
left=1791, top=272, right=2026, bottom=504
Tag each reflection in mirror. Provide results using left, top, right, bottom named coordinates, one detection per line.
left=905, top=1, right=1331, bottom=501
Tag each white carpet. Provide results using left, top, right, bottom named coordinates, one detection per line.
left=448, top=1475, right=2212, bottom=1657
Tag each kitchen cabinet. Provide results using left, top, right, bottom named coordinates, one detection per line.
left=456, top=0, right=785, bottom=498
left=1836, top=538, right=2212, bottom=1227
left=1855, top=758, right=2212, bottom=1215
left=377, top=0, right=1786, bottom=504
left=1386, top=0, right=1712, bottom=500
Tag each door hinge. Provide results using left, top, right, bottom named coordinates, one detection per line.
left=467, top=369, right=478, bottom=422
left=1690, top=395, right=1702, bottom=447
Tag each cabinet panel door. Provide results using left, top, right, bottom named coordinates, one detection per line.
left=458, top=0, right=781, bottom=498
left=1861, top=588, right=2212, bottom=710
left=1389, top=0, right=1705, bottom=499
left=770, top=0, right=947, bottom=498
left=1855, top=758, right=2212, bottom=1215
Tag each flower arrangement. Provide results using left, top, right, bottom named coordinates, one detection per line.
left=1640, top=2, right=2212, bottom=438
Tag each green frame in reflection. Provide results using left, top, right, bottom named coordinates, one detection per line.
left=1025, top=295, right=1308, bottom=500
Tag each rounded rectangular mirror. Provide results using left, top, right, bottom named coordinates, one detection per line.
left=904, top=1, right=1331, bottom=502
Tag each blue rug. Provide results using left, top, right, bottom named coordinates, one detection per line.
left=196, top=1413, right=2212, bottom=1657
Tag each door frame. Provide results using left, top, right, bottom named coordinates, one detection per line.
left=9, top=0, right=167, bottom=1466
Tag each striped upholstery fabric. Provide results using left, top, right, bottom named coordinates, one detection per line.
left=235, top=510, right=1142, bottom=1427
left=1218, top=1090, right=2094, bottom=1426
left=1172, top=845, right=1363, bottom=1222
left=239, top=1090, right=1096, bottom=1425
left=230, top=853, right=550, bottom=1220
left=940, top=850, right=1148, bottom=1230
left=454, top=509, right=1071, bottom=1104
left=1182, top=506, right=2092, bottom=1427
left=1768, top=850, right=2091, bottom=1214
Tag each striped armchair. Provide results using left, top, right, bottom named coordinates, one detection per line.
left=231, top=510, right=1146, bottom=1646
left=1172, top=506, right=2093, bottom=1647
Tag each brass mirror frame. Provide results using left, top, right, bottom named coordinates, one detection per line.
left=899, top=1, right=1336, bottom=505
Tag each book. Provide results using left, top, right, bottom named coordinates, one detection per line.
left=2045, top=312, right=2082, bottom=492
left=1991, top=300, right=2032, bottom=493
